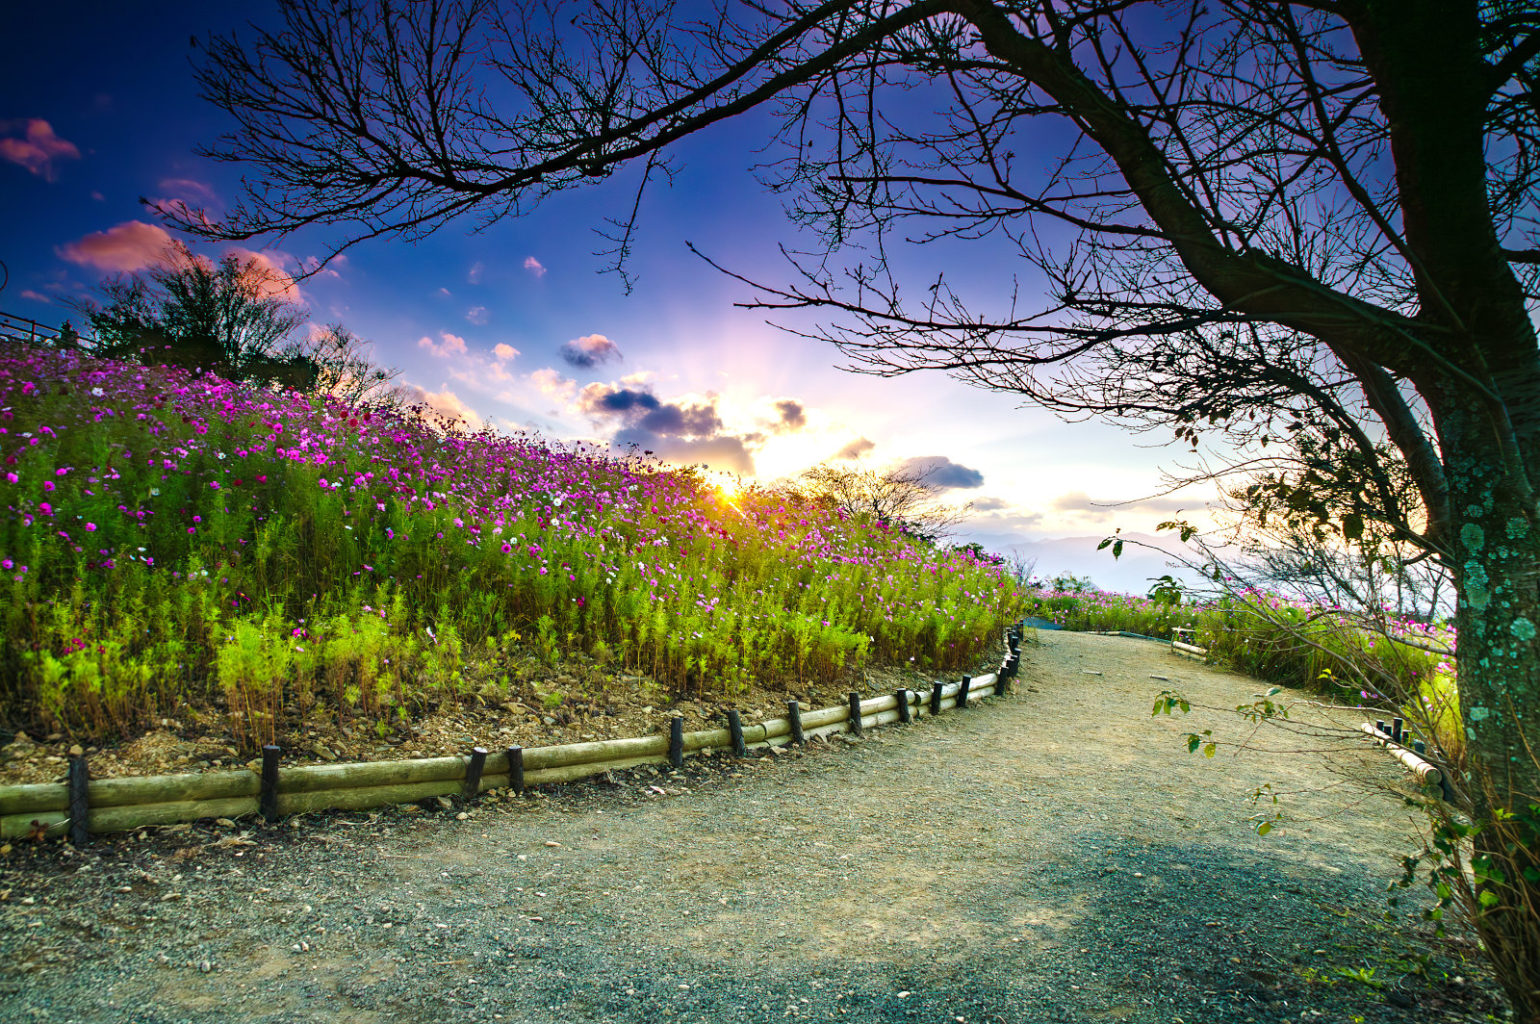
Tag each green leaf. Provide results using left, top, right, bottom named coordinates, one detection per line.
left=1479, top=889, right=1501, bottom=908
left=1342, top=512, right=1364, bottom=541
left=1203, top=742, right=1217, bottom=758
left=1257, top=821, right=1272, bottom=836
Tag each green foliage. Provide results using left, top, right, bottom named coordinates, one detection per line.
left=0, top=345, right=1022, bottom=750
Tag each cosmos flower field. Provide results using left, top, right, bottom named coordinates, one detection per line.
left=0, top=344, right=1022, bottom=749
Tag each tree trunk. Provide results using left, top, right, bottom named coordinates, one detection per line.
left=1443, top=422, right=1540, bottom=1022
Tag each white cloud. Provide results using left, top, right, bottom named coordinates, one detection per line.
left=467, top=261, right=484, bottom=285
left=418, top=332, right=469, bottom=358
left=57, top=220, right=174, bottom=272
left=523, top=256, right=546, bottom=278
left=225, top=247, right=304, bottom=304
left=560, top=333, right=622, bottom=368
left=466, top=305, right=489, bottom=325
left=494, top=343, right=519, bottom=361
left=0, top=119, right=80, bottom=181
left=529, top=367, right=576, bottom=403
left=400, top=384, right=483, bottom=430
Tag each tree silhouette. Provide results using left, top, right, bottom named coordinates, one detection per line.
left=83, top=243, right=312, bottom=387
left=169, top=1, right=1540, bottom=1012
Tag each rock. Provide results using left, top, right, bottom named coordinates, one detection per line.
left=435, top=795, right=454, bottom=811
left=45, top=733, right=62, bottom=743
left=215, top=818, right=236, bottom=828
left=68, top=744, right=84, bottom=757
left=199, top=960, right=212, bottom=974
left=455, top=812, right=469, bottom=821
left=542, top=716, right=556, bottom=726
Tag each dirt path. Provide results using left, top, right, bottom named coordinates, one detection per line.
left=1, top=632, right=1502, bottom=1022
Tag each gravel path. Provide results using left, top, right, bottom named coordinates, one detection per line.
left=2, top=632, right=1504, bottom=1023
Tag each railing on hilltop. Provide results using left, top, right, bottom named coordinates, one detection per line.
left=0, top=310, right=96, bottom=349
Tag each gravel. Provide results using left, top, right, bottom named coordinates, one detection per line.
left=0, top=631, right=1505, bottom=1022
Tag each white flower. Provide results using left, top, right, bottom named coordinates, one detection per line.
left=91, top=387, right=104, bottom=397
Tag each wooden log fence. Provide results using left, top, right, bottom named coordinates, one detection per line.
left=1360, top=722, right=1449, bottom=797
left=1, top=626, right=1027, bottom=842
left=1170, top=627, right=1209, bottom=661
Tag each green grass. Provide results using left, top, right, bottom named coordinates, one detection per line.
left=0, top=344, right=1023, bottom=750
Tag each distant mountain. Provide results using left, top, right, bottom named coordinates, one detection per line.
left=973, top=531, right=1207, bottom=596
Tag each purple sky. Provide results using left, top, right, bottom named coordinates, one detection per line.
left=0, top=1, right=1212, bottom=587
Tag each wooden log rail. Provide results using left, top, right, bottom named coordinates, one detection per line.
left=2, top=626, right=1027, bottom=842
left=1359, top=722, right=1446, bottom=792
left=1170, top=627, right=1209, bottom=661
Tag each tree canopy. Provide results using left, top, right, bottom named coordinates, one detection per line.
left=169, top=1, right=1540, bottom=1014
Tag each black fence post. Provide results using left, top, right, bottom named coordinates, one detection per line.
left=997, top=658, right=1012, bottom=697
left=669, top=716, right=684, bottom=767
left=848, top=692, right=863, bottom=737
left=728, top=710, right=746, bottom=758
left=1391, top=717, right=1405, bottom=743
left=896, top=689, right=911, bottom=724
left=787, top=700, right=804, bottom=746
left=507, top=745, right=525, bottom=794
left=260, top=745, right=282, bottom=822
left=463, top=746, right=487, bottom=801
left=930, top=682, right=944, bottom=717
left=67, top=754, right=89, bottom=847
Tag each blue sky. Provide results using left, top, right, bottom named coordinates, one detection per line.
left=0, top=1, right=1212, bottom=585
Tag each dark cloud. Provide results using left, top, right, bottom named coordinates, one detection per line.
left=638, top=402, right=723, bottom=438
left=970, top=496, right=1012, bottom=512
left=898, top=455, right=985, bottom=490
left=560, top=333, right=622, bottom=368
left=588, top=387, right=660, bottom=414
left=836, top=437, right=876, bottom=460
left=774, top=399, right=806, bottom=432
left=581, top=381, right=756, bottom=475
left=613, top=429, right=754, bottom=475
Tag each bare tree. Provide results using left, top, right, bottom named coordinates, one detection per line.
left=80, top=242, right=311, bottom=387
left=172, top=1, right=1540, bottom=1012
left=305, top=323, right=407, bottom=412
left=797, top=460, right=970, bottom=542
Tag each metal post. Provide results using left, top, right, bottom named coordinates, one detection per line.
left=463, top=747, right=487, bottom=801
left=507, top=745, right=525, bottom=794
left=67, top=754, right=89, bottom=847
left=669, top=716, right=684, bottom=767
left=728, top=710, right=746, bottom=757
left=260, top=745, right=282, bottom=822
left=848, top=692, right=863, bottom=737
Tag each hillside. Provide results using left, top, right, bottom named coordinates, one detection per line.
left=0, top=343, right=1021, bottom=764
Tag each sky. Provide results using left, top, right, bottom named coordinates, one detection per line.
left=0, top=1, right=1216, bottom=591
